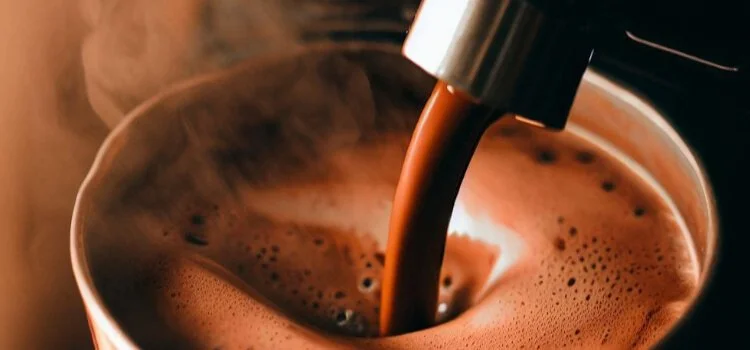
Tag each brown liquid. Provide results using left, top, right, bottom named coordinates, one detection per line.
left=380, top=81, right=495, bottom=335
left=96, top=118, right=698, bottom=349
left=88, top=47, right=698, bottom=349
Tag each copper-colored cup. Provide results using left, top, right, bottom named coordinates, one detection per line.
left=71, top=43, right=717, bottom=349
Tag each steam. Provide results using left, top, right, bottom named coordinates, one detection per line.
left=0, top=0, right=108, bottom=348
left=82, top=0, right=304, bottom=127
left=0, top=0, right=396, bottom=348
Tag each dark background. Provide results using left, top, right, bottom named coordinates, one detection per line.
left=591, top=0, right=749, bottom=347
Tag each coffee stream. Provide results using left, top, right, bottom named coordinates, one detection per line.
left=379, top=81, right=497, bottom=335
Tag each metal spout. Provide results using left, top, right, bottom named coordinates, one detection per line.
left=403, top=0, right=593, bottom=130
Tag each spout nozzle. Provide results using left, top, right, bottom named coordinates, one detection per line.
left=403, top=0, right=593, bottom=130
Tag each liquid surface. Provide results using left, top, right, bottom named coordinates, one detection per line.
left=99, top=118, right=698, bottom=349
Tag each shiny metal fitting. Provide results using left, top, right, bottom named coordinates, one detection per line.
left=403, top=0, right=593, bottom=130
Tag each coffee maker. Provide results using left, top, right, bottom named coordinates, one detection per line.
left=401, top=0, right=746, bottom=129
left=401, top=0, right=748, bottom=348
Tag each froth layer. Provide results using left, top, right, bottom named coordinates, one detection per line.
left=103, top=119, right=698, bottom=349
left=156, top=207, right=498, bottom=338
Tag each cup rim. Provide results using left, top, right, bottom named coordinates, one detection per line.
left=70, top=62, right=718, bottom=349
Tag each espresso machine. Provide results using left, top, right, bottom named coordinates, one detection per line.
left=400, top=0, right=748, bottom=348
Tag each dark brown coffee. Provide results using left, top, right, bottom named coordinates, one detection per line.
left=100, top=116, right=697, bottom=349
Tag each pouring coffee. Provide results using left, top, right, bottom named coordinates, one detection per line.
left=71, top=0, right=729, bottom=348
left=71, top=44, right=716, bottom=349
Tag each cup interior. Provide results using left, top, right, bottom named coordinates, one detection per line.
left=72, top=43, right=717, bottom=348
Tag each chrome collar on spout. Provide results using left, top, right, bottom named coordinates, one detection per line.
left=402, top=0, right=594, bottom=130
